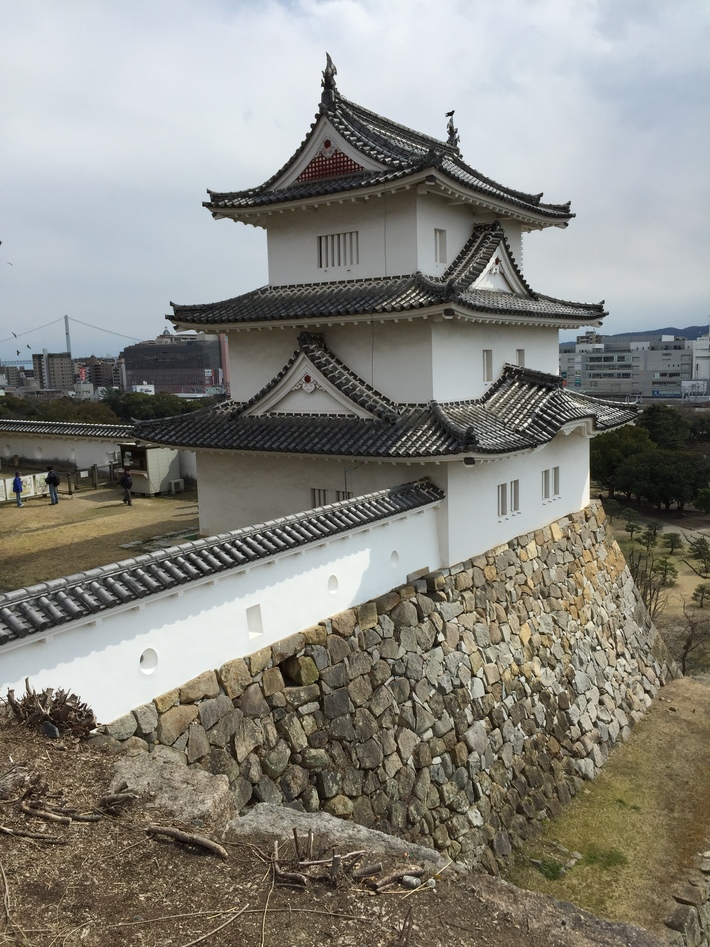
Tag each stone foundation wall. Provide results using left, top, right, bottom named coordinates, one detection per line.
left=102, top=503, right=676, bottom=872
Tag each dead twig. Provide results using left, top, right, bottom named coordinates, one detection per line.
left=146, top=825, right=228, bottom=860
left=272, top=839, right=307, bottom=887
left=0, top=858, right=11, bottom=925
left=0, top=824, right=65, bottom=843
left=178, top=904, right=248, bottom=947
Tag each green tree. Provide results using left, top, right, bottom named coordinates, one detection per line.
left=590, top=426, right=654, bottom=498
left=684, top=536, right=710, bottom=578
left=692, top=583, right=710, bottom=608
left=637, top=404, right=691, bottom=450
left=695, top=488, right=710, bottom=515
left=625, top=523, right=677, bottom=620
left=663, top=532, right=684, bottom=555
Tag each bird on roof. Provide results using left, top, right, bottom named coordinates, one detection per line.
left=445, top=110, right=455, bottom=117
left=16, top=350, right=20, bottom=356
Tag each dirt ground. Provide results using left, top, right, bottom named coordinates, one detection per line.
left=2, top=493, right=710, bottom=943
left=0, top=710, right=663, bottom=947
left=0, top=484, right=199, bottom=592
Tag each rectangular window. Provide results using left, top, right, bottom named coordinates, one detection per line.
left=483, top=349, right=493, bottom=383
left=434, top=228, right=447, bottom=264
left=334, top=490, right=352, bottom=502
left=542, top=468, right=550, bottom=500
left=516, top=349, right=525, bottom=368
left=317, top=231, right=359, bottom=268
left=311, top=488, right=328, bottom=506
left=510, top=479, right=520, bottom=513
left=542, top=467, right=560, bottom=500
left=497, top=482, right=508, bottom=517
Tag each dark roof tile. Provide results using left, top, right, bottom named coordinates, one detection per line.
left=0, top=479, right=444, bottom=645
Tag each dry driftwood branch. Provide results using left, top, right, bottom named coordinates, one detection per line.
left=352, top=862, right=383, bottom=879
left=97, top=791, right=136, bottom=814
left=146, top=825, right=228, bottom=860
left=298, top=848, right=366, bottom=868
left=0, top=824, right=65, bottom=843
left=20, top=801, right=71, bottom=824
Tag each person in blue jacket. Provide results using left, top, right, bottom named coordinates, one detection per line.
left=12, top=471, right=23, bottom=507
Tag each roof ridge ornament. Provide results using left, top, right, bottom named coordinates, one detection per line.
left=445, top=109, right=460, bottom=153
left=320, top=53, right=338, bottom=112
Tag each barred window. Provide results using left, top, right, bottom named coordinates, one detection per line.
left=434, top=228, right=447, bottom=264
left=317, top=231, right=359, bottom=268
left=311, top=488, right=328, bottom=506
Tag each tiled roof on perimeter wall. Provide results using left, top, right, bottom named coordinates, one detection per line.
left=0, top=479, right=444, bottom=645
left=0, top=419, right=135, bottom=439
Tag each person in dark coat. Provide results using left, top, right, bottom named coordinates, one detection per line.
left=45, top=466, right=60, bottom=505
left=12, top=471, right=23, bottom=507
left=119, top=468, right=133, bottom=506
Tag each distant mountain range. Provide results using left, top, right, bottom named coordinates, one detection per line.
left=606, top=326, right=709, bottom=341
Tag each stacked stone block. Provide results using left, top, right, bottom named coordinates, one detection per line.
left=103, top=505, right=675, bottom=871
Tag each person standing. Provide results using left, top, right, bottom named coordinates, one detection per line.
left=45, top=466, right=60, bottom=505
left=12, top=471, right=23, bottom=507
left=119, top=468, right=133, bottom=506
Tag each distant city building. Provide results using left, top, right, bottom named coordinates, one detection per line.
left=119, top=330, right=226, bottom=395
left=559, top=331, right=702, bottom=399
left=32, top=350, right=73, bottom=391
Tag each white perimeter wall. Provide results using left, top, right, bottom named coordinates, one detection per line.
left=0, top=434, right=126, bottom=470
left=0, top=433, right=197, bottom=482
left=0, top=504, right=442, bottom=722
left=443, top=429, right=591, bottom=564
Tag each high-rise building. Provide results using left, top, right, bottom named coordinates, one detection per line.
left=32, top=351, right=74, bottom=390
left=119, top=330, right=225, bottom=394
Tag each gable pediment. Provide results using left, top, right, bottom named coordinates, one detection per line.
left=273, top=117, right=385, bottom=191
left=242, top=351, right=376, bottom=419
left=472, top=251, right=526, bottom=295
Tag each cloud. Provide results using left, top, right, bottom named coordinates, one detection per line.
left=1, top=0, right=708, bottom=362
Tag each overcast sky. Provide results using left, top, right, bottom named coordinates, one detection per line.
left=1, top=0, right=708, bottom=362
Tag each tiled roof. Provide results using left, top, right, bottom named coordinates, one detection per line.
left=203, top=67, right=573, bottom=223
left=0, top=419, right=135, bottom=439
left=136, top=355, right=636, bottom=459
left=0, top=479, right=444, bottom=645
left=170, top=271, right=605, bottom=330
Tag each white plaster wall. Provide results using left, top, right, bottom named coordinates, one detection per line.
left=196, top=451, right=437, bottom=534
left=443, top=430, right=591, bottom=564
left=0, top=434, right=127, bottom=469
left=415, top=198, right=475, bottom=279
left=267, top=192, right=417, bottom=285
left=431, top=323, right=560, bottom=400
left=0, top=505, right=442, bottom=722
left=228, top=323, right=435, bottom=405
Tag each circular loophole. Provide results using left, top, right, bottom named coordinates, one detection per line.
left=327, top=574, right=339, bottom=594
left=139, top=648, right=158, bottom=675
left=390, top=550, right=400, bottom=567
